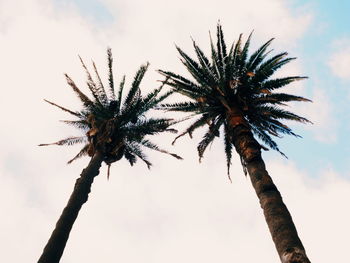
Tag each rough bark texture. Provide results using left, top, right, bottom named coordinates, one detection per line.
left=231, top=124, right=311, bottom=263
left=38, top=151, right=104, bottom=263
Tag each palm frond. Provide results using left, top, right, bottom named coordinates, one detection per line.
left=172, top=113, right=214, bottom=144
left=250, top=125, right=286, bottom=157
left=139, top=80, right=174, bottom=113
left=253, top=53, right=295, bottom=83
left=60, top=120, right=89, bottom=130
left=258, top=106, right=311, bottom=123
left=176, top=45, right=213, bottom=87
left=107, top=47, right=115, bottom=100
left=258, top=93, right=311, bottom=104
left=192, top=40, right=217, bottom=84
left=92, top=60, right=108, bottom=104
left=67, top=144, right=89, bottom=164
left=217, top=23, right=227, bottom=61
left=197, top=116, right=224, bottom=161
left=158, top=70, right=195, bottom=86
left=125, top=118, right=174, bottom=138
left=130, top=89, right=175, bottom=119
left=141, top=139, right=183, bottom=160
left=150, top=90, right=174, bottom=108
left=260, top=76, right=308, bottom=91
left=125, top=143, right=152, bottom=169
left=115, top=75, right=126, bottom=112
left=64, top=74, right=93, bottom=108
left=266, top=119, right=300, bottom=137
left=247, top=38, right=274, bottom=71
left=231, top=33, right=243, bottom=68
left=124, top=149, right=137, bottom=167
left=158, top=101, right=200, bottom=112
left=224, top=124, right=233, bottom=182
left=39, top=136, right=87, bottom=146
left=239, top=31, right=253, bottom=69
left=141, top=81, right=164, bottom=106
left=79, top=56, right=102, bottom=105
left=122, top=63, right=149, bottom=110
left=159, top=70, right=210, bottom=98
left=44, top=99, right=81, bottom=117
left=209, top=32, right=222, bottom=80
left=225, top=33, right=243, bottom=81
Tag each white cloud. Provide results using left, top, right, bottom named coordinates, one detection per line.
left=1, top=143, right=350, bottom=262
left=2, top=0, right=346, bottom=263
left=100, top=0, right=312, bottom=79
left=328, top=39, right=350, bottom=80
left=265, top=160, right=350, bottom=262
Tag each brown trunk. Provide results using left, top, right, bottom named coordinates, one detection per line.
left=231, top=124, right=311, bottom=263
left=38, top=151, right=104, bottom=263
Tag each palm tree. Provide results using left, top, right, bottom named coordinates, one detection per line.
left=38, top=49, right=182, bottom=263
left=158, top=24, right=311, bottom=263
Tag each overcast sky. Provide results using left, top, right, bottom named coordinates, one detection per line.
left=0, top=0, right=349, bottom=262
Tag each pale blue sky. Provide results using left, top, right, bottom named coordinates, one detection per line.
left=53, top=0, right=114, bottom=24
left=285, top=0, right=350, bottom=174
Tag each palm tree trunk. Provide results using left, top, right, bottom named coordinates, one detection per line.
left=231, top=124, right=311, bottom=263
left=38, top=151, right=104, bottom=263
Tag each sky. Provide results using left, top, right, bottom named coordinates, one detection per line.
left=0, top=0, right=349, bottom=262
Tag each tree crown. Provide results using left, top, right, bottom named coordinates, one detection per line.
left=40, top=49, right=182, bottom=176
left=159, top=23, right=311, bottom=177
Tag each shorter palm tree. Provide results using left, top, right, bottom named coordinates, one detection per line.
left=159, top=24, right=311, bottom=263
left=38, top=49, right=181, bottom=263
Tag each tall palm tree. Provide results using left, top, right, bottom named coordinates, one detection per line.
left=38, top=49, right=182, bottom=263
left=159, top=24, right=311, bottom=263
